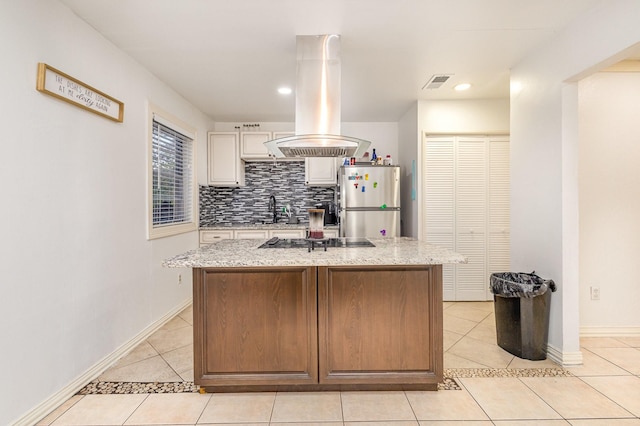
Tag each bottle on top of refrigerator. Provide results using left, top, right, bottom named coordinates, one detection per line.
left=371, top=148, right=378, bottom=165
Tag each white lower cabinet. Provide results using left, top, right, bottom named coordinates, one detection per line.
left=270, top=229, right=306, bottom=239
left=200, top=230, right=234, bottom=246
left=323, top=229, right=339, bottom=238
left=200, top=228, right=307, bottom=246
left=235, top=229, right=270, bottom=239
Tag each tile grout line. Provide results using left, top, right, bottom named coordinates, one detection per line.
left=36, top=395, right=84, bottom=426
left=573, top=374, right=638, bottom=419
left=580, top=346, right=639, bottom=376
left=515, top=375, right=566, bottom=422
left=401, top=390, right=419, bottom=423
left=119, top=393, right=151, bottom=426
left=453, top=375, right=493, bottom=423
left=194, top=392, right=213, bottom=426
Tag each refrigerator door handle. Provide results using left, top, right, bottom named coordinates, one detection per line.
left=341, top=207, right=401, bottom=211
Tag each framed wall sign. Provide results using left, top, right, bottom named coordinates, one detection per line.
left=36, top=63, right=124, bottom=122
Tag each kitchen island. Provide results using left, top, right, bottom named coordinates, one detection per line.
left=164, top=237, right=466, bottom=392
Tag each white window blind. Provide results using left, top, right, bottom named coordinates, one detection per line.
left=152, top=119, right=194, bottom=227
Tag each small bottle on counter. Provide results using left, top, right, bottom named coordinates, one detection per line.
left=371, top=148, right=378, bottom=165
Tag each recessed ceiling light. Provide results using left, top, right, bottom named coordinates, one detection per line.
left=454, top=83, right=471, bottom=91
left=277, top=87, right=292, bottom=95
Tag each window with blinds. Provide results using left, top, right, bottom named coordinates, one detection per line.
left=149, top=112, right=196, bottom=239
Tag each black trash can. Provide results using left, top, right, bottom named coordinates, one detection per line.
left=490, top=272, right=557, bottom=360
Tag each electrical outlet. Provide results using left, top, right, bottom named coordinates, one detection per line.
left=178, top=274, right=182, bottom=285
left=590, top=286, right=600, bottom=300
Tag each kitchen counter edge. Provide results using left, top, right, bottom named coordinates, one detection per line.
left=164, top=237, right=467, bottom=268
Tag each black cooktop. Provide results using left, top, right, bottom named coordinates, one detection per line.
left=258, top=237, right=375, bottom=251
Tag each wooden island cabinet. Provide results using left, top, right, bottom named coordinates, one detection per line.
left=193, top=263, right=443, bottom=392
left=193, top=266, right=319, bottom=388
left=164, top=237, right=465, bottom=392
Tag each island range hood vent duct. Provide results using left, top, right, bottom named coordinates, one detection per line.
left=264, top=35, right=371, bottom=158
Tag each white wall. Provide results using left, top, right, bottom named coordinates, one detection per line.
left=510, top=1, right=640, bottom=362
left=579, top=71, right=640, bottom=332
left=342, top=122, right=398, bottom=162
left=418, top=99, right=510, bottom=136
left=0, top=1, right=209, bottom=424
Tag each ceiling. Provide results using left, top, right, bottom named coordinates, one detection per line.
left=59, top=0, right=604, bottom=123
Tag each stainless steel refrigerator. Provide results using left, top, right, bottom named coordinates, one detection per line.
left=339, top=165, right=401, bottom=238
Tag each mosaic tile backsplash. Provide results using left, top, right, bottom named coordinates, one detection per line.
left=200, top=161, right=335, bottom=226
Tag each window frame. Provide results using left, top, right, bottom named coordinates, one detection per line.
left=147, top=104, right=198, bottom=239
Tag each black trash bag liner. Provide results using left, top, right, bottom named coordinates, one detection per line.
left=490, top=271, right=557, bottom=298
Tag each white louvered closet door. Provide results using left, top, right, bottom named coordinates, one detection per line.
left=455, top=138, right=487, bottom=300
left=422, top=135, right=510, bottom=301
left=488, top=137, right=510, bottom=278
left=423, top=138, right=456, bottom=299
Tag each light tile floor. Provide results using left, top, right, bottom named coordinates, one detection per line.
left=38, top=302, right=640, bottom=425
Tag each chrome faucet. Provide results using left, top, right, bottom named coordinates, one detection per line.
left=268, top=194, right=278, bottom=223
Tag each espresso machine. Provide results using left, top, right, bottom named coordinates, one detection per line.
left=314, top=201, right=337, bottom=225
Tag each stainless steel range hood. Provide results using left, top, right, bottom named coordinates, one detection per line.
left=264, top=35, right=371, bottom=158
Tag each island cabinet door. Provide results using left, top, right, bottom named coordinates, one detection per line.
left=317, top=265, right=443, bottom=389
left=193, top=266, right=318, bottom=388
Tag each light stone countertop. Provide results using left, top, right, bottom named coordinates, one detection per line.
left=164, top=237, right=467, bottom=268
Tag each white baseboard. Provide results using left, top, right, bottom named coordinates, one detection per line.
left=546, top=343, right=584, bottom=366
left=580, top=326, right=640, bottom=337
left=545, top=327, right=640, bottom=367
left=12, top=298, right=192, bottom=426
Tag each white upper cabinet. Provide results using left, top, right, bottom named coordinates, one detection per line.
left=240, top=131, right=273, bottom=160
left=207, top=132, right=245, bottom=186
left=305, top=157, right=338, bottom=186
left=272, top=131, right=294, bottom=140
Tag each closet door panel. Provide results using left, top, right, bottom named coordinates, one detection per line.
left=455, top=231, right=487, bottom=301
left=488, top=231, right=510, bottom=277
left=423, top=139, right=455, bottom=235
left=454, top=138, right=487, bottom=300
left=489, top=138, right=510, bottom=232
left=488, top=137, right=510, bottom=282
left=456, top=138, right=487, bottom=233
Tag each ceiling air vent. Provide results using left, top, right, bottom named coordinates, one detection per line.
left=422, top=74, right=453, bottom=90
